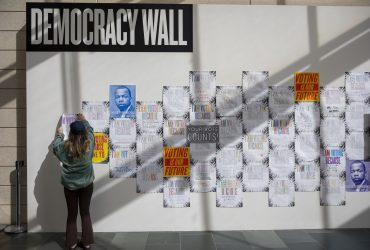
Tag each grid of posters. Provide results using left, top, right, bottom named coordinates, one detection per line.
left=242, top=71, right=269, bottom=192
left=215, top=86, right=243, bottom=207
left=109, top=85, right=137, bottom=178
left=268, top=86, right=295, bottom=207
left=136, top=101, right=164, bottom=193
left=320, top=86, right=346, bottom=206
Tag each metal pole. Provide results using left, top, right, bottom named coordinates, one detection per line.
left=4, top=160, right=26, bottom=234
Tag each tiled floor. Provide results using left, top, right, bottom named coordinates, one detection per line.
left=0, top=229, right=370, bottom=250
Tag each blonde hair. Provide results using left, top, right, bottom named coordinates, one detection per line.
left=65, top=131, right=90, bottom=159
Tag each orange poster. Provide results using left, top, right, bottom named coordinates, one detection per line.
left=163, top=147, right=190, bottom=177
left=295, top=72, right=320, bottom=102
left=93, top=132, right=109, bottom=163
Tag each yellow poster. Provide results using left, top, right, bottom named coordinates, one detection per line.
left=93, top=132, right=109, bottom=163
left=163, top=147, right=190, bottom=177
left=295, top=72, right=320, bottom=102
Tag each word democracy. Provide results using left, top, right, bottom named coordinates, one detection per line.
left=30, top=7, right=188, bottom=46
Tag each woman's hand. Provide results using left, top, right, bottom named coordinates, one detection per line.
left=76, top=113, right=86, bottom=121
left=56, top=126, right=63, bottom=134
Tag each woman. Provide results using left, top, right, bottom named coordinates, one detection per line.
left=53, top=113, right=95, bottom=250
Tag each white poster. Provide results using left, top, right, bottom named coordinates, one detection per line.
left=136, top=162, right=163, bottom=193
left=320, top=87, right=346, bottom=117
left=346, top=102, right=370, bottom=132
left=295, top=161, right=320, bottom=192
left=189, top=71, right=216, bottom=104
left=242, top=71, right=269, bottom=103
left=109, top=143, right=137, bottom=178
left=269, top=117, right=295, bottom=148
left=243, top=134, right=269, bottom=162
left=136, top=134, right=163, bottom=163
left=269, top=149, right=295, bottom=177
left=295, top=132, right=320, bottom=162
left=217, top=117, right=243, bottom=148
left=243, top=162, right=269, bottom=192
left=190, top=103, right=216, bottom=125
left=269, top=86, right=295, bottom=119
left=82, top=101, right=109, bottom=133
left=163, top=177, right=190, bottom=208
left=61, top=114, right=77, bottom=140
left=163, top=86, right=190, bottom=118
left=346, top=132, right=370, bottom=161
left=109, top=118, right=136, bottom=144
left=321, top=147, right=346, bottom=178
left=163, top=118, right=187, bottom=147
left=190, top=162, right=216, bottom=192
left=269, top=178, right=295, bottom=207
left=216, top=178, right=243, bottom=208
left=216, top=148, right=243, bottom=179
left=136, top=101, right=163, bottom=135
left=243, top=102, right=269, bottom=134
left=320, top=177, right=346, bottom=206
left=216, top=86, right=242, bottom=117
left=190, top=143, right=216, bottom=162
left=345, top=72, right=370, bottom=103
left=320, top=117, right=345, bottom=147
left=295, top=102, right=320, bottom=132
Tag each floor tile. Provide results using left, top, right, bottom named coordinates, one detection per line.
left=275, top=230, right=317, bottom=244
left=146, top=232, right=180, bottom=245
left=213, top=231, right=248, bottom=245
left=242, top=231, right=288, bottom=249
left=286, top=242, right=324, bottom=250
left=216, top=243, right=253, bottom=250
left=181, top=233, right=216, bottom=250
left=144, top=244, right=180, bottom=250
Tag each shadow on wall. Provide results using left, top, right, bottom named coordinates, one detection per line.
left=25, top=6, right=370, bottom=232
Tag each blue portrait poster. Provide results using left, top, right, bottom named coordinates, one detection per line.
left=346, top=160, right=370, bottom=192
left=109, top=85, right=136, bottom=118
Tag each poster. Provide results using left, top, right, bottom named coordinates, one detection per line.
left=109, top=143, right=137, bottom=178
left=243, top=133, right=269, bottom=162
left=136, top=101, right=163, bottom=135
left=162, top=86, right=190, bottom=118
left=109, top=118, right=136, bottom=144
left=82, top=101, right=109, bottom=133
left=190, top=162, right=216, bottom=192
left=243, top=102, right=269, bottom=134
left=61, top=114, right=77, bottom=140
left=136, top=162, right=163, bottom=193
left=242, top=71, right=269, bottom=103
left=136, top=134, right=163, bottom=163
left=320, top=117, right=345, bottom=147
left=216, top=178, right=243, bottom=208
left=163, top=118, right=188, bottom=147
left=216, top=86, right=242, bottom=117
left=92, top=132, right=109, bottom=164
left=320, top=147, right=345, bottom=178
left=269, top=86, right=294, bottom=118
left=243, top=162, right=269, bottom=192
left=163, top=177, right=190, bottom=208
left=217, top=117, right=243, bottom=148
left=320, top=177, right=346, bottom=206
left=163, top=147, right=190, bottom=177
left=346, top=132, right=370, bottom=160
left=216, top=148, right=243, bottom=179
left=190, top=143, right=216, bottom=162
left=295, top=161, right=320, bottom=192
left=269, top=178, right=295, bottom=207
left=269, top=149, right=295, bottom=177
left=269, top=117, right=295, bottom=148
left=109, top=85, right=136, bottom=118
left=190, top=103, right=216, bottom=125
left=346, top=102, right=370, bottom=132
left=345, top=72, right=370, bottom=103
left=186, top=125, right=219, bottom=144
left=346, top=160, right=370, bottom=192
left=295, top=102, right=320, bottom=132
left=294, top=72, right=320, bottom=102
left=189, top=71, right=216, bottom=104
left=320, top=87, right=346, bottom=117
left=295, top=132, right=320, bottom=162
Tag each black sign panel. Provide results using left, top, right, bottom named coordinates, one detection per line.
left=26, top=3, right=193, bottom=52
left=187, top=125, right=219, bottom=143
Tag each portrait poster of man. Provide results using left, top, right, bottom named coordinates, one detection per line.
left=109, top=85, right=136, bottom=118
left=346, top=160, right=370, bottom=192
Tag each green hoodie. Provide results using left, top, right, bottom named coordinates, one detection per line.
left=53, top=120, right=95, bottom=190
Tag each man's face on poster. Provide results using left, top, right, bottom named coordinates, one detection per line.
left=350, top=162, right=366, bottom=185
left=115, top=88, right=131, bottom=111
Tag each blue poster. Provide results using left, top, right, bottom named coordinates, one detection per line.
left=346, top=160, right=370, bottom=192
left=109, top=85, right=136, bottom=118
